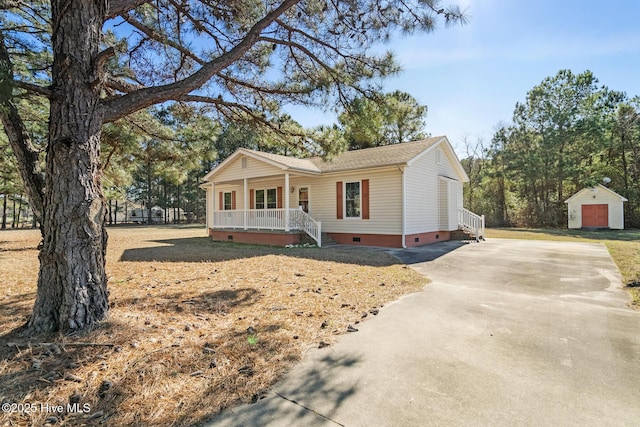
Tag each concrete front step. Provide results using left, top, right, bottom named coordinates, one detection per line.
left=320, top=233, right=337, bottom=247
left=450, top=228, right=476, bottom=241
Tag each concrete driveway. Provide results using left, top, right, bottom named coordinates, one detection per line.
left=204, top=239, right=640, bottom=427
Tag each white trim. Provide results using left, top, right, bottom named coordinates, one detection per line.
left=406, top=136, right=446, bottom=166
left=401, top=166, right=407, bottom=248
left=285, top=173, right=290, bottom=231
left=210, top=183, right=215, bottom=227
left=407, top=136, right=469, bottom=183
left=298, top=185, right=311, bottom=213
left=203, top=148, right=321, bottom=181
left=254, top=187, right=278, bottom=210
left=203, top=149, right=285, bottom=181
left=243, top=178, right=248, bottom=230
left=564, top=184, right=628, bottom=203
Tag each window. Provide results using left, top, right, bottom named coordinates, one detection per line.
left=223, top=192, right=232, bottom=210
left=254, top=188, right=277, bottom=209
left=345, top=181, right=361, bottom=218
left=255, top=189, right=265, bottom=209
left=267, top=188, right=277, bottom=209
left=337, top=180, right=369, bottom=220
left=436, top=147, right=443, bottom=165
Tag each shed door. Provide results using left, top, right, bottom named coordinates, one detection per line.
left=582, top=204, right=608, bottom=227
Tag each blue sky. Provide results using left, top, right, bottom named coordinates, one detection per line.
left=289, top=0, right=640, bottom=156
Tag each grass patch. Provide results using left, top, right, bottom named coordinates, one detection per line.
left=0, top=225, right=426, bottom=426
left=486, top=228, right=640, bottom=307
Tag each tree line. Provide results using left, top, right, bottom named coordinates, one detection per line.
left=462, top=69, right=640, bottom=228
left=1, top=88, right=428, bottom=228
left=6, top=68, right=637, bottom=232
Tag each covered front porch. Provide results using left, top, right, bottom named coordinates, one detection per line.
left=211, top=207, right=321, bottom=246
left=205, top=170, right=322, bottom=246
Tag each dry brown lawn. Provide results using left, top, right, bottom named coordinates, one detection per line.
left=0, top=226, right=427, bottom=426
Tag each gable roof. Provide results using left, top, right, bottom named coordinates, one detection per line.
left=309, top=137, right=444, bottom=172
left=203, top=136, right=467, bottom=181
left=564, top=184, right=628, bottom=203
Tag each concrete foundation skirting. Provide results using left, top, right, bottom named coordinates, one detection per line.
left=209, top=229, right=302, bottom=246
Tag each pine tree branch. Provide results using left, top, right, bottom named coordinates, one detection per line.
left=122, top=14, right=205, bottom=65
left=105, top=0, right=150, bottom=20
left=101, top=0, right=301, bottom=124
left=12, top=80, right=52, bottom=98
left=218, top=72, right=314, bottom=96
left=179, top=94, right=307, bottom=141
left=0, top=32, right=45, bottom=226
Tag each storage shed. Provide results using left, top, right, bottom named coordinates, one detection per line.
left=565, top=185, right=627, bottom=229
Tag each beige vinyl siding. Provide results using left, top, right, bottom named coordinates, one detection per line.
left=405, top=148, right=439, bottom=234
left=405, top=145, right=463, bottom=234
left=309, top=169, right=402, bottom=235
left=214, top=155, right=284, bottom=182
left=215, top=184, right=244, bottom=210
left=567, top=187, right=625, bottom=229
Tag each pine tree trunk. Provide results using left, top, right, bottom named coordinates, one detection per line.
left=25, top=1, right=109, bottom=334
left=1, top=194, right=6, bottom=230
left=16, top=196, right=22, bottom=228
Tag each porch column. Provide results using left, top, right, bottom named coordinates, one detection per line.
left=284, top=172, right=290, bottom=231
left=210, top=182, right=215, bottom=229
left=243, top=178, right=248, bottom=230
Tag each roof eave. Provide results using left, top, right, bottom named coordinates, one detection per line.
left=406, top=136, right=470, bottom=182
left=202, top=148, right=321, bottom=182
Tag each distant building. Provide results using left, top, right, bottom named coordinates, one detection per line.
left=565, top=185, right=627, bottom=229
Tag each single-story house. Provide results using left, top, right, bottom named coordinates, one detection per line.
left=200, top=136, right=484, bottom=247
left=565, top=184, right=627, bottom=229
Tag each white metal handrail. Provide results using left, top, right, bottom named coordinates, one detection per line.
left=458, top=208, right=485, bottom=241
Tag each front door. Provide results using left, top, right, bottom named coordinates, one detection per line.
left=582, top=204, right=608, bottom=227
left=298, top=187, right=309, bottom=213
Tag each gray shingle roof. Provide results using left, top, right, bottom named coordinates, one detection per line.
left=242, top=136, right=445, bottom=173
left=309, top=137, right=443, bottom=172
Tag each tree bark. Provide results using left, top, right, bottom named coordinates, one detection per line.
left=1, top=193, right=6, bottom=229
left=25, top=1, right=109, bottom=334
left=16, top=195, right=22, bottom=227
left=11, top=196, right=16, bottom=228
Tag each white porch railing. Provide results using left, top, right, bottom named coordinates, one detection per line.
left=246, top=209, right=286, bottom=230
left=213, top=207, right=322, bottom=247
left=214, top=210, right=244, bottom=229
left=458, top=208, right=485, bottom=242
